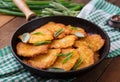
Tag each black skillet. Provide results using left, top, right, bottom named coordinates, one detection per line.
left=11, top=0, right=110, bottom=79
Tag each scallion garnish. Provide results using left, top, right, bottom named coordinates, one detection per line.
left=54, top=28, right=64, bottom=37
left=32, top=32, right=43, bottom=35
left=74, top=32, right=84, bottom=38
left=73, top=58, right=83, bottom=70
left=57, top=52, right=74, bottom=64
left=62, top=53, right=73, bottom=64
left=33, top=40, right=51, bottom=46
left=21, top=33, right=30, bottom=43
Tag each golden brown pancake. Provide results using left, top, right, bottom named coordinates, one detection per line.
left=66, top=25, right=87, bottom=37
left=76, top=45, right=94, bottom=69
left=50, top=35, right=77, bottom=49
left=25, top=49, right=61, bottom=69
left=28, top=28, right=53, bottom=44
left=85, top=34, right=105, bottom=52
left=52, top=49, right=79, bottom=71
left=16, top=42, right=49, bottom=57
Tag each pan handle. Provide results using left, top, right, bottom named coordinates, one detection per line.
left=13, top=0, right=37, bottom=21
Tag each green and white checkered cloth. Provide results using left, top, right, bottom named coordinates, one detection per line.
left=77, top=0, right=120, bottom=58
left=0, top=0, right=120, bottom=81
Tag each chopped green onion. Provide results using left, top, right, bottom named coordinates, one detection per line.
left=33, top=40, right=51, bottom=46
left=73, top=58, right=83, bottom=70
left=57, top=52, right=74, bottom=64
left=57, top=52, right=72, bottom=56
left=54, top=28, right=64, bottom=37
left=21, top=33, right=30, bottom=43
left=32, top=32, right=43, bottom=35
left=88, top=44, right=91, bottom=49
left=57, top=53, right=65, bottom=56
left=71, top=27, right=78, bottom=30
left=70, top=26, right=79, bottom=30
left=74, top=32, right=84, bottom=38
left=62, top=52, right=73, bottom=64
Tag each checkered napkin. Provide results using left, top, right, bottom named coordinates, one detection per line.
left=0, top=0, right=120, bottom=82
left=77, top=0, right=120, bottom=58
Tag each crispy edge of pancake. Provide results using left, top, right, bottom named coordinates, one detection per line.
left=16, top=42, right=49, bottom=57
left=24, top=49, right=61, bottom=69
left=52, top=49, right=79, bottom=71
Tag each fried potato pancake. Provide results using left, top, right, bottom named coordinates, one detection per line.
left=85, top=34, right=105, bottom=52
left=16, top=42, right=49, bottom=57
left=25, top=49, right=61, bottom=69
left=77, top=45, right=94, bottom=69
left=66, top=25, right=87, bottom=37
left=52, top=49, right=79, bottom=71
left=41, top=22, right=71, bottom=39
left=50, top=35, right=78, bottom=48
left=74, top=38, right=88, bottom=48
left=29, top=28, right=53, bottom=43
left=74, top=34, right=104, bottom=52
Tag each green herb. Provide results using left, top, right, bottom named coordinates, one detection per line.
left=57, top=52, right=74, bottom=64
left=73, top=58, right=83, bottom=70
left=32, top=32, right=43, bottom=35
left=57, top=53, right=65, bottom=56
left=49, top=2, right=79, bottom=16
left=69, top=25, right=82, bottom=30
left=21, top=33, right=30, bottom=43
left=43, top=8, right=64, bottom=15
left=62, top=52, right=73, bottom=64
left=47, top=67, right=65, bottom=72
left=0, top=0, right=84, bottom=17
left=54, top=28, right=64, bottom=37
left=57, top=52, right=72, bottom=56
left=87, top=44, right=91, bottom=49
left=33, top=40, right=51, bottom=46
left=70, top=26, right=78, bottom=30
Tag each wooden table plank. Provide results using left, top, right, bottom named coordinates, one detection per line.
left=0, top=17, right=26, bottom=48
left=106, top=0, right=117, bottom=3
left=73, top=58, right=113, bottom=82
left=0, top=14, right=15, bottom=27
left=74, top=0, right=89, bottom=4
left=112, top=0, right=120, bottom=7
left=97, top=57, right=120, bottom=82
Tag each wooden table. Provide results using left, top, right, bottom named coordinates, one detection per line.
left=0, top=0, right=120, bottom=82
